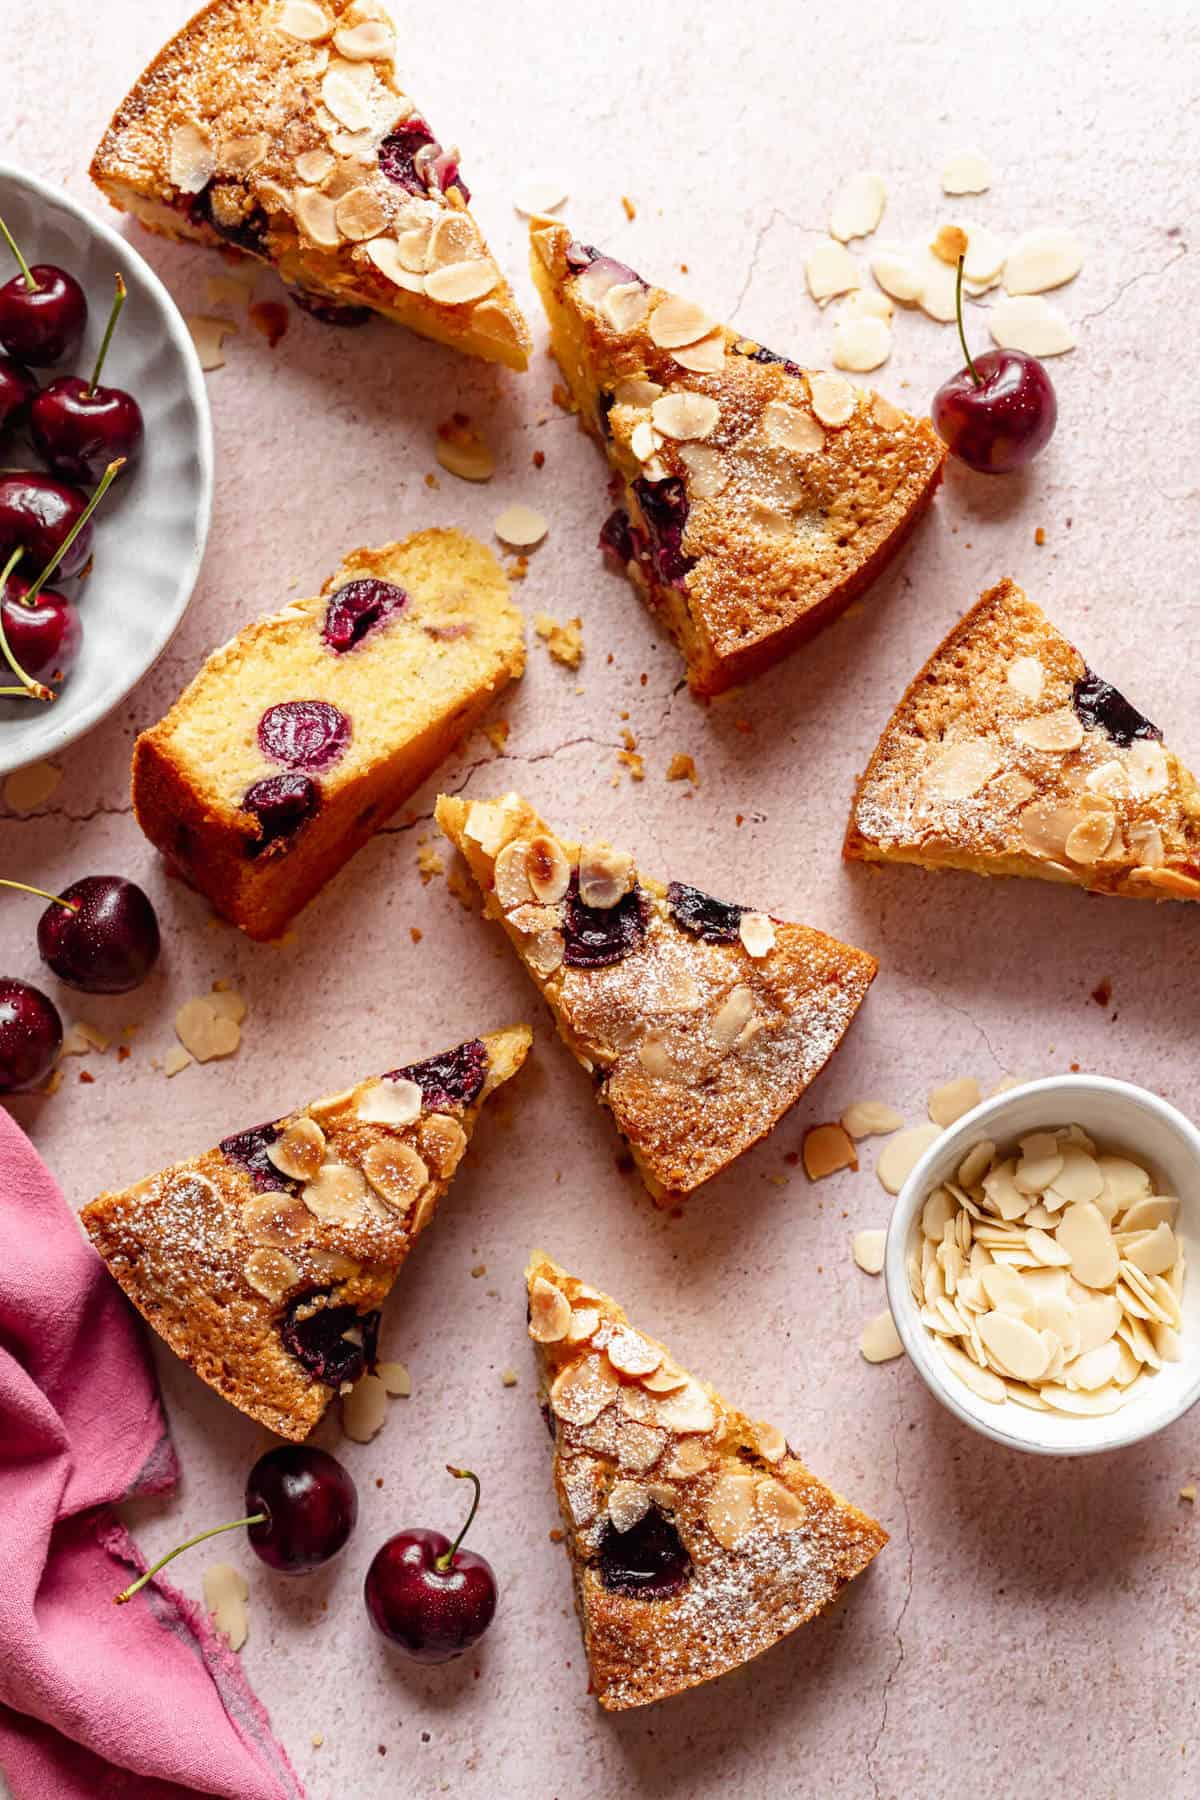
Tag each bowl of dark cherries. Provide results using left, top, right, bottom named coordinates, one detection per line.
left=0, top=162, right=212, bottom=776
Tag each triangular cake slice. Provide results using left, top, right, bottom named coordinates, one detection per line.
left=91, top=0, right=531, bottom=369
left=845, top=578, right=1200, bottom=901
left=437, top=792, right=877, bottom=1204
left=82, top=1026, right=531, bottom=1438
left=529, top=219, right=944, bottom=693
left=526, top=1253, right=887, bottom=1710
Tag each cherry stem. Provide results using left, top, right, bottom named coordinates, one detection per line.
left=436, top=1465, right=481, bottom=1570
left=0, top=547, right=52, bottom=702
left=89, top=276, right=127, bottom=393
left=0, top=878, right=76, bottom=911
left=0, top=216, right=38, bottom=293
left=954, top=256, right=982, bottom=388
left=114, top=1513, right=267, bottom=1605
left=25, top=457, right=124, bottom=605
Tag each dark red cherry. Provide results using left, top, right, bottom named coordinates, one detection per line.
left=562, top=872, right=647, bottom=969
left=384, top=1036, right=487, bottom=1109
left=0, top=474, right=93, bottom=579
left=242, top=772, right=320, bottom=853
left=0, top=977, right=62, bottom=1093
left=30, top=276, right=144, bottom=483
left=0, top=355, right=36, bottom=437
left=667, top=880, right=746, bottom=944
left=378, top=120, right=468, bottom=200
left=278, top=1291, right=379, bottom=1386
left=1071, top=668, right=1161, bottom=748
left=220, top=1120, right=293, bottom=1191
left=245, top=1445, right=359, bottom=1574
left=932, top=256, right=1057, bottom=474
left=364, top=1467, right=497, bottom=1663
left=597, top=1504, right=691, bottom=1599
left=631, top=476, right=694, bottom=586
left=0, top=221, right=87, bottom=367
left=1, top=576, right=80, bottom=685
left=322, top=578, right=408, bottom=652
left=257, top=700, right=350, bottom=770
left=35, top=875, right=160, bottom=994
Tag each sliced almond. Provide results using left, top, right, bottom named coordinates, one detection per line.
left=494, top=838, right=535, bottom=908
left=361, top=1141, right=428, bottom=1212
left=936, top=1337, right=1006, bottom=1403
left=1124, top=1222, right=1178, bottom=1279
left=805, top=240, right=861, bottom=303
left=853, top=1229, right=887, bottom=1275
left=760, top=400, right=825, bottom=456
left=978, top=1311, right=1050, bottom=1382
left=870, top=244, right=925, bottom=304
left=335, top=185, right=387, bottom=241
left=377, top=1360, right=412, bottom=1396
left=921, top=739, right=1002, bottom=801
left=221, top=133, right=270, bottom=174
left=648, top=294, right=714, bottom=349
left=941, top=148, right=991, bottom=195
left=1007, top=656, right=1045, bottom=702
left=495, top=504, right=548, bottom=548
left=1056, top=1201, right=1119, bottom=1289
left=705, top=1470, right=757, bottom=1548
left=655, top=1379, right=715, bottom=1434
left=425, top=260, right=498, bottom=305
left=241, top=1191, right=309, bottom=1246
left=332, top=19, right=395, bottom=58
left=301, top=1160, right=369, bottom=1222
left=605, top=1325, right=662, bottom=1377
left=550, top=1353, right=620, bottom=1425
left=356, top=1077, right=422, bottom=1127
left=1003, top=228, right=1083, bottom=295
left=807, top=371, right=856, bottom=427
left=321, top=68, right=373, bottom=132
left=602, top=282, right=649, bottom=333
left=343, top=1372, right=389, bottom=1441
left=294, top=187, right=342, bottom=248
left=928, top=1078, right=982, bottom=1128
left=738, top=912, right=775, bottom=958
left=802, top=1123, right=858, bottom=1181
left=1015, top=709, right=1085, bottom=752
left=513, top=178, right=568, bottom=217
left=267, top=1115, right=326, bottom=1182
left=860, top=1309, right=904, bottom=1363
left=989, top=295, right=1076, bottom=358
left=1126, top=739, right=1169, bottom=797
left=842, top=1100, right=904, bottom=1140
left=676, top=441, right=729, bottom=496
left=672, top=331, right=726, bottom=374
left=829, top=172, right=886, bottom=243
left=243, top=1246, right=300, bottom=1304
left=203, top=1563, right=249, bottom=1651
left=712, top=985, right=756, bottom=1048
left=365, top=237, right=426, bottom=293
left=274, top=0, right=330, bottom=38
left=175, top=998, right=240, bottom=1062
left=650, top=391, right=720, bottom=441
left=169, top=123, right=215, bottom=194
left=832, top=315, right=891, bottom=372
left=877, top=1124, right=942, bottom=1195
left=608, top=1480, right=651, bottom=1533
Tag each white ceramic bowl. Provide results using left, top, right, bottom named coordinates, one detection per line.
left=884, top=1075, right=1200, bottom=1456
left=0, top=163, right=212, bottom=774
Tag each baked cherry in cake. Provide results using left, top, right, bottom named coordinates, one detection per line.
left=529, top=220, right=945, bottom=694
left=436, top=792, right=878, bottom=1205
left=89, top=0, right=531, bottom=370
left=526, top=1253, right=887, bottom=1709
left=132, top=530, right=524, bottom=940
left=80, top=1025, right=531, bottom=1437
left=844, top=579, right=1200, bottom=902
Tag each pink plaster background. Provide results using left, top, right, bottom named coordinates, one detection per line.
left=3, top=1, right=1200, bottom=1794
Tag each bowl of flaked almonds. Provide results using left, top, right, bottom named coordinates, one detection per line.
left=885, top=1075, right=1200, bottom=1456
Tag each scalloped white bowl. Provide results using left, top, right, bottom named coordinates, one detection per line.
left=885, top=1076, right=1200, bottom=1457
left=0, top=163, right=212, bottom=774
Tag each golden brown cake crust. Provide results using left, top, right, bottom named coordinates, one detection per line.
left=91, top=0, right=531, bottom=368
left=82, top=1026, right=531, bottom=1439
left=526, top=1254, right=887, bottom=1710
left=132, top=529, right=524, bottom=939
left=437, top=793, right=878, bottom=1203
left=530, top=220, right=944, bottom=694
left=845, top=578, right=1200, bottom=901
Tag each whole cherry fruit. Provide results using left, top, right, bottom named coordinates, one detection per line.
left=31, top=277, right=144, bottom=483
left=0, top=977, right=62, bottom=1092
left=0, top=355, right=36, bottom=437
left=34, top=876, right=160, bottom=993
left=932, top=254, right=1057, bottom=474
left=364, top=1466, right=498, bottom=1662
left=0, top=474, right=94, bottom=580
left=0, top=219, right=87, bottom=368
left=0, top=577, right=80, bottom=687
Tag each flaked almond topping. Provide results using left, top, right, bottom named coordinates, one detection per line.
left=343, top=1372, right=389, bottom=1441
left=1128, top=821, right=1165, bottom=869
left=294, top=186, right=342, bottom=248
left=550, top=1353, right=620, bottom=1425
left=655, top=1379, right=716, bottom=1434
left=832, top=315, right=891, bottom=372
left=989, top=295, right=1076, bottom=358
left=332, top=19, right=395, bottom=57
left=608, top=1480, right=651, bottom=1532
left=613, top=377, right=662, bottom=407
left=221, top=133, right=270, bottom=174
left=204, top=1563, right=249, bottom=1651
left=526, top=834, right=571, bottom=904
left=630, top=419, right=661, bottom=463
left=1086, top=759, right=1129, bottom=797
left=672, top=331, right=725, bottom=374
left=425, top=260, right=498, bottom=305
left=870, top=244, right=925, bottom=304
left=1006, top=655, right=1045, bottom=701
left=1014, top=709, right=1084, bottom=752
left=1003, top=227, right=1083, bottom=296
left=942, top=147, right=991, bottom=195
left=267, top=1115, right=327, bottom=1182
left=642, top=1363, right=688, bottom=1394
left=676, top=441, right=729, bottom=498
left=578, top=843, right=635, bottom=909
left=494, top=837, right=535, bottom=908
left=393, top=216, right=434, bottom=271
left=241, top=1191, right=309, bottom=1246
left=565, top=1305, right=600, bottom=1343
left=637, top=1034, right=678, bottom=1081
left=650, top=390, right=720, bottom=441
left=309, top=1085, right=357, bottom=1119
left=529, top=1275, right=571, bottom=1342
left=416, top=1115, right=466, bottom=1181
left=712, top=984, right=756, bottom=1048
left=175, top=997, right=240, bottom=1061
left=361, top=1140, right=428, bottom=1212
left=243, top=1246, right=301, bottom=1303
left=601, top=282, right=650, bottom=333
left=301, top=1160, right=369, bottom=1222
left=1127, top=738, right=1169, bottom=797
left=307, top=1249, right=361, bottom=1281
left=169, top=123, right=216, bottom=195
left=922, top=738, right=1002, bottom=800
left=1065, top=804, right=1117, bottom=865
left=605, top=1325, right=662, bottom=1377
left=738, top=911, right=775, bottom=958
left=807, top=371, right=857, bottom=427
left=761, top=399, right=826, bottom=456
left=805, top=240, right=861, bottom=303
left=756, top=1476, right=807, bottom=1531
left=428, top=211, right=478, bottom=269
left=753, top=1420, right=788, bottom=1462
left=648, top=294, right=714, bottom=349
left=364, top=237, right=426, bottom=293
left=335, top=185, right=387, bottom=240
left=704, top=1470, right=757, bottom=1548
left=803, top=1122, right=858, bottom=1180
left=321, top=67, right=373, bottom=131
left=1019, top=800, right=1079, bottom=861
left=872, top=392, right=906, bottom=429
left=356, top=1077, right=422, bottom=1127
left=842, top=1100, right=904, bottom=1139
left=274, top=0, right=331, bottom=39
left=526, top=929, right=565, bottom=977
left=928, top=1077, right=982, bottom=1128
left=665, top=1437, right=714, bottom=1479
left=463, top=795, right=523, bottom=856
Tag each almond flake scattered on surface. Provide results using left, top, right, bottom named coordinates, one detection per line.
left=342, top=1372, right=389, bottom=1442
left=163, top=1045, right=193, bottom=1078
left=1003, top=227, right=1083, bottom=295
left=494, top=503, right=548, bottom=548
left=435, top=416, right=494, bottom=482
left=203, top=1563, right=249, bottom=1651
left=3, top=760, right=61, bottom=813
left=842, top=1100, right=905, bottom=1140
left=1181, top=1485, right=1197, bottom=1503
left=513, top=179, right=568, bottom=217
left=187, top=315, right=238, bottom=372
left=913, top=248, right=959, bottom=322
left=928, top=1077, right=982, bottom=1128
left=377, top=1360, right=412, bottom=1397
left=860, top=1310, right=905, bottom=1363
left=853, top=1229, right=887, bottom=1275
left=805, top=240, right=861, bottom=304
left=802, top=1122, right=858, bottom=1180
left=842, top=289, right=893, bottom=323
left=877, top=1123, right=942, bottom=1194
left=204, top=272, right=254, bottom=310
left=665, top=753, right=699, bottom=784
left=209, top=984, right=247, bottom=1024
left=534, top=614, right=584, bottom=669
left=829, top=171, right=887, bottom=243
left=60, top=1021, right=109, bottom=1057
left=416, top=841, right=444, bottom=883
left=832, top=315, right=891, bottom=372
left=941, top=148, right=992, bottom=195
left=501, top=1367, right=519, bottom=1387
left=174, top=997, right=241, bottom=1063
left=870, top=244, right=925, bottom=305
left=989, top=294, right=1076, bottom=357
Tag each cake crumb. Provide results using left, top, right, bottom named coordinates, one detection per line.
left=79, top=1069, right=95, bottom=1084
left=61, top=1021, right=109, bottom=1057
left=163, top=1046, right=192, bottom=1078
left=500, top=1368, right=519, bottom=1387
left=532, top=449, right=545, bottom=468
left=42, top=1067, right=63, bottom=1095
left=435, top=414, right=494, bottom=482
left=424, top=471, right=440, bottom=489
left=446, top=864, right=476, bottom=911
left=616, top=749, right=645, bottom=782
left=534, top=614, right=584, bottom=669
left=551, top=382, right=574, bottom=413
left=117, top=1045, right=132, bottom=1062
left=471, top=1262, right=487, bottom=1278
left=621, top=196, right=637, bottom=220
left=409, top=926, right=423, bottom=944
left=549, top=1527, right=565, bottom=1542
left=1181, top=1485, right=1197, bottom=1502
left=666, top=753, right=699, bottom=784
left=1035, top=526, right=1046, bottom=545
left=311, top=1734, right=325, bottom=1749
left=483, top=719, right=510, bottom=752
left=621, top=728, right=638, bottom=751
left=417, top=842, right=444, bottom=884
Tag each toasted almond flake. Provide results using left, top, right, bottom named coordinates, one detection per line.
left=427, top=212, right=478, bottom=269
left=187, top=315, right=238, bottom=372
left=321, top=68, right=373, bottom=131
left=600, top=281, right=649, bottom=333
left=672, top=330, right=726, bottom=374
left=860, top=1309, right=904, bottom=1363
left=1015, top=708, right=1085, bottom=752
left=301, top=1160, right=369, bottom=1222
left=921, top=738, right=1003, bottom=801
left=805, top=240, right=861, bottom=304
left=1006, top=656, right=1045, bottom=702
left=220, top=132, right=270, bottom=175
left=528, top=1276, right=571, bottom=1343
left=275, top=0, right=330, bottom=37
left=513, top=178, right=568, bottom=217
left=204, top=1563, right=249, bottom=1650
left=1126, top=738, right=1169, bottom=797
left=676, top=441, right=729, bottom=496
left=1065, top=806, right=1117, bottom=865
left=704, top=1470, right=757, bottom=1548
left=356, top=1077, right=422, bottom=1127
left=243, top=1246, right=300, bottom=1304
left=712, top=984, right=756, bottom=1048
left=333, top=18, right=394, bottom=56
left=989, top=294, right=1076, bottom=357
left=807, top=371, right=857, bottom=427
left=655, top=1379, right=716, bottom=1434
left=175, top=998, right=240, bottom=1062
left=802, top=1122, right=858, bottom=1181
left=424, top=260, right=498, bottom=305
left=829, top=171, right=887, bottom=242
left=361, top=1140, right=428, bottom=1211
left=551, top=1353, right=620, bottom=1425
left=853, top=1229, right=886, bottom=1275
left=3, top=760, right=61, bottom=813
left=340, top=1372, right=387, bottom=1440
left=169, top=123, right=215, bottom=194
left=842, top=1100, right=904, bottom=1140
left=870, top=244, right=925, bottom=304
left=494, top=504, right=547, bottom=548
left=928, top=1077, right=982, bottom=1128
left=877, top=1124, right=942, bottom=1195
left=607, top=1479, right=651, bottom=1533
left=650, top=391, right=720, bottom=441
left=294, top=186, right=342, bottom=247
left=267, top=1115, right=327, bottom=1181
left=365, top=236, right=426, bottom=293
left=832, top=315, right=891, bottom=372
left=738, top=911, right=775, bottom=958
left=648, top=294, right=714, bottom=349
left=941, top=147, right=991, bottom=195
left=335, top=184, right=387, bottom=241
left=434, top=421, right=493, bottom=482
left=605, top=1325, right=662, bottom=1377
left=1003, top=228, right=1083, bottom=295
left=241, top=1191, right=307, bottom=1246
left=760, top=400, right=825, bottom=456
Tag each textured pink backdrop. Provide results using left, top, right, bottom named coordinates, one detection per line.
left=3, top=0, right=1200, bottom=1794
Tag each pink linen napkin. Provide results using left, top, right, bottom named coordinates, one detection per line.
left=0, top=1105, right=305, bottom=1800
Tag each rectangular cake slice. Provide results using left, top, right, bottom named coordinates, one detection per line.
left=82, top=1025, right=531, bottom=1439
left=437, top=792, right=878, bottom=1204
left=133, top=529, right=524, bottom=939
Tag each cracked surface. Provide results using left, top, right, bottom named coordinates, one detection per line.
left=4, top=2, right=1200, bottom=1796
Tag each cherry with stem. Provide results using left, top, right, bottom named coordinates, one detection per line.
left=364, top=1463, right=499, bottom=1661
left=931, top=255, right=1057, bottom=475
left=31, top=279, right=145, bottom=483
left=0, top=217, right=88, bottom=367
